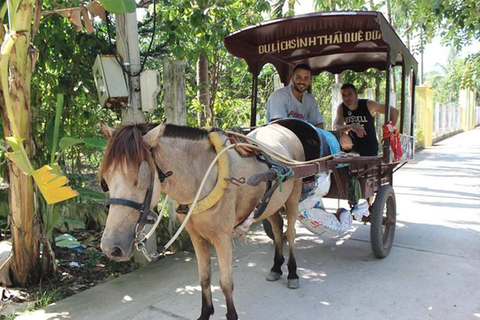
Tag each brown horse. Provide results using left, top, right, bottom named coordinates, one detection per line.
left=99, top=122, right=305, bottom=320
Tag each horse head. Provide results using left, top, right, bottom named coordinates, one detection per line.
left=99, top=123, right=164, bottom=261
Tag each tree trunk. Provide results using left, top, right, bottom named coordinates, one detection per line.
left=164, top=60, right=187, bottom=125
left=196, top=53, right=212, bottom=126
left=163, top=61, right=191, bottom=252
left=0, top=0, right=41, bottom=285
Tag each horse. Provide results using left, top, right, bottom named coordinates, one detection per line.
left=98, top=122, right=306, bottom=320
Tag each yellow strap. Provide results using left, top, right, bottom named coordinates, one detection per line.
left=174, top=131, right=230, bottom=214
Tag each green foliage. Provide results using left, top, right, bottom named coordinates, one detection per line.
left=311, top=72, right=335, bottom=128
left=271, top=0, right=296, bottom=18
left=50, top=94, right=64, bottom=164
left=313, top=0, right=368, bottom=11
left=150, top=0, right=270, bottom=126
left=75, top=187, right=107, bottom=202
left=433, top=0, right=480, bottom=49
left=31, top=4, right=116, bottom=172
left=83, top=248, right=104, bottom=272
left=425, top=52, right=472, bottom=105
left=34, top=287, right=64, bottom=309
left=21, top=4, right=117, bottom=245
left=99, top=0, right=137, bottom=14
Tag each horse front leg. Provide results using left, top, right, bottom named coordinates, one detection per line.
left=284, top=184, right=301, bottom=289
left=265, top=210, right=285, bottom=282
left=212, top=235, right=238, bottom=320
left=191, top=236, right=214, bottom=320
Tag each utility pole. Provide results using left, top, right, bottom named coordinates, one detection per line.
left=115, top=12, right=145, bottom=123
left=114, top=12, right=156, bottom=265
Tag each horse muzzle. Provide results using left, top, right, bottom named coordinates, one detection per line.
left=101, top=232, right=136, bottom=262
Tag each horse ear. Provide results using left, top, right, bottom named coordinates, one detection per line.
left=100, top=121, right=114, bottom=140
left=137, top=161, right=151, bottom=190
left=143, top=123, right=165, bottom=149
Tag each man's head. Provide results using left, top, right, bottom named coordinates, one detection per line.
left=340, top=83, right=358, bottom=108
left=291, top=64, right=312, bottom=94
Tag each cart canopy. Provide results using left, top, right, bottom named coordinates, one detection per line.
left=224, top=11, right=417, bottom=84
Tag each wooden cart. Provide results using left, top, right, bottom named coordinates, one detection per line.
left=224, top=11, right=418, bottom=258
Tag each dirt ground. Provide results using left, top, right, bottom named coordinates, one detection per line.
left=0, top=230, right=138, bottom=318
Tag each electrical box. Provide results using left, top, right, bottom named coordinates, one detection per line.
left=92, top=55, right=129, bottom=108
left=140, top=70, right=161, bottom=112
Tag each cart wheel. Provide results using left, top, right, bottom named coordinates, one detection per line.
left=370, top=185, right=396, bottom=258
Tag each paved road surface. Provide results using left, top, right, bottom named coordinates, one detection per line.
left=17, top=128, right=480, bottom=320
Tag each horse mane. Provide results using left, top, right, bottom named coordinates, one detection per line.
left=162, top=124, right=209, bottom=141
left=99, top=123, right=210, bottom=177
left=99, top=123, right=158, bottom=176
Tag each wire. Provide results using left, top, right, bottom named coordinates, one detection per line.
left=105, top=0, right=157, bottom=77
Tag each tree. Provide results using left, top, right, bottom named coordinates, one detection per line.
left=0, top=0, right=41, bottom=285
left=0, top=0, right=133, bottom=285
left=433, top=0, right=479, bottom=90
left=155, top=0, right=270, bottom=127
left=271, top=0, right=295, bottom=18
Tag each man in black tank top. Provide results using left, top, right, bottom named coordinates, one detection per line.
left=333, top=84, right=399, bottom=156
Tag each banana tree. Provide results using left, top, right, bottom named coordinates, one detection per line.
left=0, top=0, right=135, bottom=285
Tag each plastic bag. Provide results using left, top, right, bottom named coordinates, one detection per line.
left=352, top=200, right=370, bottom=221
left=316, top=171, right=331, bottom=197
left=301, top=171, right=331, bottom=202
left=298, top=199, right=352, bottom=237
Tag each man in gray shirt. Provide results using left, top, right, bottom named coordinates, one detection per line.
left=267, top=64, right=324, bottom=128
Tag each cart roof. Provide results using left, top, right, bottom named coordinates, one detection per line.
left=224, top=11, right=417, bottom=84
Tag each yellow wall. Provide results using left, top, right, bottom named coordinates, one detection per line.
left=460, top=88, right=477, bottom=131
left=416, top=84, right=434, bottom=147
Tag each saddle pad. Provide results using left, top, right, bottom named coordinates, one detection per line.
left=227, top=133, right=256, bottom=157
left=273, top=118, right=329, bottom=160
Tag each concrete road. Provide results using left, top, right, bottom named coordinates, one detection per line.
left=17, top=128, right=480, bottom=320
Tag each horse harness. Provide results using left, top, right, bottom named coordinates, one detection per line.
left=101, top=129, right=293, bottom=251
left=101, top=131, right=229, bottom=241
left=251, top=152, right=293, bottom=219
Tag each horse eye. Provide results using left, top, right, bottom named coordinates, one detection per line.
left=101, top=179, right=109, bottom=192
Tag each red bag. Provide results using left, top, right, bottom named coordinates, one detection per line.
left=382, top=121, right=403, bottom=162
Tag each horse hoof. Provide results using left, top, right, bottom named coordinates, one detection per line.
left=266, top=271, right=282, bottom=281
left=288, top=278, right=299, bottom=289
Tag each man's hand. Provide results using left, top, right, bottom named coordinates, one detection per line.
left=349, top=123, right=367, bottom=137
left=315, top=122, right=325, bottom=129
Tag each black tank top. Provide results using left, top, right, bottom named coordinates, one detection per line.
left=342, top=99, right=378, bottom=156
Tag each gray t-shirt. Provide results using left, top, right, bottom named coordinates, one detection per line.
left=266, top=84, right=323, bottom=125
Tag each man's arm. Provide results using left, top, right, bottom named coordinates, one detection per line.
left=334, top=104, right=366, bottom=137
left=367, top=100, right=399, bottom=124
left=266, top=90, right=289, bottom=123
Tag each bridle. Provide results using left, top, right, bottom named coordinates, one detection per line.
left=101, top=151, right=172, bottom=244
left=100, top=130, right=230, bottom=260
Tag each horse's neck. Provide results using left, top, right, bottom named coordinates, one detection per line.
left=156, top=137, right=217, bottom=204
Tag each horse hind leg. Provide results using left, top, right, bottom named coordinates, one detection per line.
left=285, top=184, right=301, bottom=289
left=191, top=237, right=215, bottom=320
left=266, top=210, right=285, bottom=282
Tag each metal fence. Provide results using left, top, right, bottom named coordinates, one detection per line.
left=433, top=102, right=462, bottom=140
left=433, top=102, right=480, bottom=142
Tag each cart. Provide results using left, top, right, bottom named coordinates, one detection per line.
left=224, top=11, right=417, bottom=258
